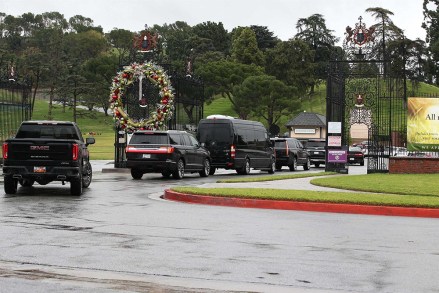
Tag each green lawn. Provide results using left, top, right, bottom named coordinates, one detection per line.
left=171, top=173, right=439, bottom=208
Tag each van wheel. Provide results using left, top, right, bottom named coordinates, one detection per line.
left=268, top=158, right=276, bottom=174
left=209, top=167, right=216, bottom=175
left=303, top=158, right=311, bottom=170
left=4, top=176, right=18, bottom=194
left=70, top=176, right=83, bottom=196
left=131, top=169, right=143, bottom=180
left=173, top=159, right=185, bottom=179
left=237, top=159, right=250, bottom=175
left=314, top=163, right=320, bottom=168
left=289, top=157, right=297, bottom=171
left=199, top=158, right=210, bottom=177
left=275, top=164, right=282, bottom=171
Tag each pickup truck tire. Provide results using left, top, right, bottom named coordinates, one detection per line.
left=82, top=162, right=92, bottom=188
left=70, top=176, right=83, bottom=196
left=4, top=176, right=18, bottom=194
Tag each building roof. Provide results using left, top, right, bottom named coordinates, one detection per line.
left=285, top=112, right=326, bottom=127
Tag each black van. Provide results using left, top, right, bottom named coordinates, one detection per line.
left=196, top=117, right=275, bottom=175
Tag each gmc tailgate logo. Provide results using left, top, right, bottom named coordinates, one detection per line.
left=30, top=145, right=50, bottom=151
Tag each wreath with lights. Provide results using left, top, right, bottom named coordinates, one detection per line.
left=109, top=62, right=174, bottom=132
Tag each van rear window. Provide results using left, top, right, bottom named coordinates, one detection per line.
left=198, top=124, right=232, bottom=144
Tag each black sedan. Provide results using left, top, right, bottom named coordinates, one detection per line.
left=348, top=146, right=365, bottom=166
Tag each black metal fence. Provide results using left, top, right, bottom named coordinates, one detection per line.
left=0, top=81, right=32, bottom=146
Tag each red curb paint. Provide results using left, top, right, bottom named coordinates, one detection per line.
left=163, top=190, right=439, bottom=218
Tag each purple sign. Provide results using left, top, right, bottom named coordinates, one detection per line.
left=327, top=149, right=347, bottom=163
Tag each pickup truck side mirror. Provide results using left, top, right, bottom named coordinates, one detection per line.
left=86, top=137, right=95, bottom=146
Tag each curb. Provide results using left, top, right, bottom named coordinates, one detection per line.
left=164, top=189, right=439, bottom=218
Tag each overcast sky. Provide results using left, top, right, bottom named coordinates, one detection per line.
left=0, top=0, right=426, bottom=45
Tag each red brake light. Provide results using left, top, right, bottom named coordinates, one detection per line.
left=160, top=146, right=174, bottom=153
left=2, top=143, right=8, bottom=159
left=72, top=144, right=79, bottom=160
left=230, top=145, right=236, bottom=158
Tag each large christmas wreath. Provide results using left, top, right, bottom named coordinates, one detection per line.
left=109, top=62, right=174, bottom=132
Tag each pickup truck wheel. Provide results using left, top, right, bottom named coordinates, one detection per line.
left=173, top=159, right=185, bottom=179
left=70, top=176, right=83, bottom=196
left=82, top=162, right=92, bottom=188
left=131, top=169, right=143, bottom=180
left=4, top=176, right=18, bottom=194
left=199, top=158, right=210, bottom=177
left=19, top=179, right=35, bottom=187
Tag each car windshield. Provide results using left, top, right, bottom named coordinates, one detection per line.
left=130, top=133, right=168, bottom=144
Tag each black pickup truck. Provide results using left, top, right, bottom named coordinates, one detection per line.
left=2, top=121, right=95, bottom=195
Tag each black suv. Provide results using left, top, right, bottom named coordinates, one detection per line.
left=303, top=139, right=326, bottom=168
left=270, top=137, right=310, bottom=171
left=125, top=130, right=211, bottom=179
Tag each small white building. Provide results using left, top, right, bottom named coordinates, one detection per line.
left=285, top=112, right=326, bottom=139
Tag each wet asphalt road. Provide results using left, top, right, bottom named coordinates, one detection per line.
left=0, top=162, right=439, bottom=293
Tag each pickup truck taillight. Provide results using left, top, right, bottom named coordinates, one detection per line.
left=230, top=145, right=236, bottom=159
left=2, top=142, right=7, bottom=159
left=72, top=144, right=79, bottom=160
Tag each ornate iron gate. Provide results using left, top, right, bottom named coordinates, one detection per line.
left=326, top=60, right=406, bottom=173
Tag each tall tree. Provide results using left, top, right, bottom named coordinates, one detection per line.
left=249, top=25, right=279, bottom=50
left=195, top=60, right=264, bottom=118
left=230, top=27, right=265, bottom=66
left=365, top=7, right=404, bottom=61
left=265, top=39, right=314, bottom=97
left=234, top=75, right=299, bottom=127
left=295, top=14, right=338, bottom=84
left=423, top=0, right=439, bottom=85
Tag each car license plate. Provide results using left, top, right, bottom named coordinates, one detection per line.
left=34, top=166, right=46, bottom=173
left=142, top=154, right=151, bottom=159
left=314, top=152, right=319, bottom=154
left=350, top=158, right=354, bottom=161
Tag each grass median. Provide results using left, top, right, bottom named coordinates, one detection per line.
left=171, top=173, right=439, bottom=208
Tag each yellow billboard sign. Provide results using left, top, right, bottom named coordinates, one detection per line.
left=407, top=97, right=439, bottom=152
